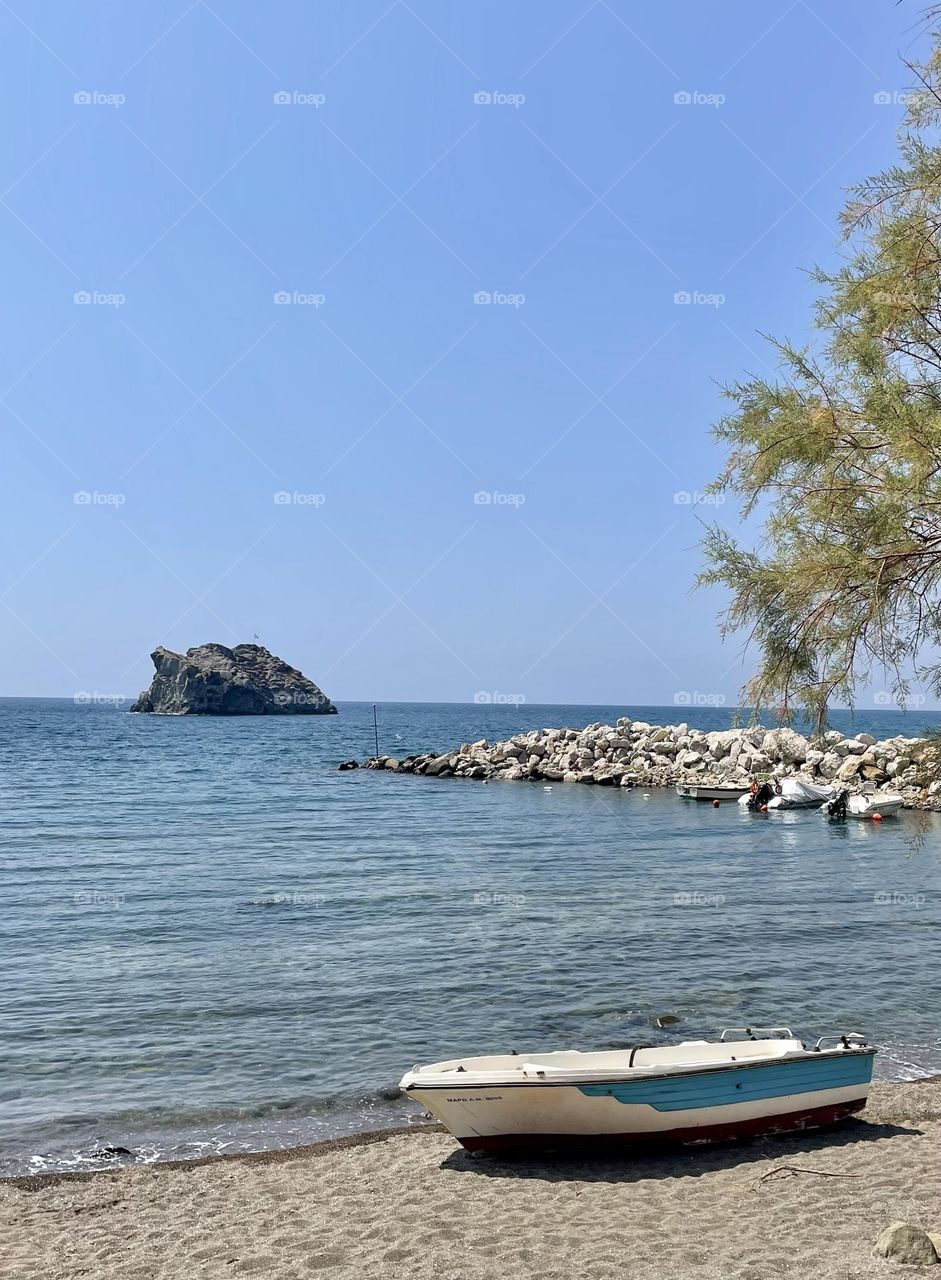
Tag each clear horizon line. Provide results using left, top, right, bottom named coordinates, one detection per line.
left=1, top=695, right=940, bottom=714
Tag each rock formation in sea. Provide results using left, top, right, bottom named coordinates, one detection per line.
left=361, top=718, right=940, bottom=808
left=131, top=643, right=337, bottom=716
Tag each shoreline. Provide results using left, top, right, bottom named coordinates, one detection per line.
left=5, top=1080, right=940, bottom=1280
left=1, top=1123, right=446, bottom=1192
left=6, top=1078, right=940, bottom=1192
left=7, top=1060, right=941, bottom=1188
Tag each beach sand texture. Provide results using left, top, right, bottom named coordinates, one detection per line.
left=3, top=1081, right=940, bottom=1280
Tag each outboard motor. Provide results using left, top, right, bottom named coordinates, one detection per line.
left=824, top=788, right=849, bottom=819
left=745, top=781, right=776, bottom=811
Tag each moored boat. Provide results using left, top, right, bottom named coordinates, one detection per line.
left=675, top=783, right=751, bottom=801
left=738, top=778, right=838, bottom=810
left=847, top=792, right=904, bottom=818
left=823, top=788, right=905, bottom=819
left=769, top=779, right=839, bottom=808
left=401, top=1027, right=875, bottom=1154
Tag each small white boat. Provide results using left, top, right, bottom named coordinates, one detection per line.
left=848, top=792, right=904, bottom=818
left=822, top=788, right=905, bottom=819
left=401, top=1027, right=875, bottom=1154
left=738, top=778, right=837, bottom=810
left=675, top=783, right=751, bottom=802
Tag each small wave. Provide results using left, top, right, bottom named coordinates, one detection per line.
left=20, top=1142, right=162, bottom=1175
left=1, top=1091, right=421, bottom=1176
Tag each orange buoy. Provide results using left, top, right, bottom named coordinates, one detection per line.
left=713, top=799, right=720, bottom=808
left=872, top=812, right=883, bottom=822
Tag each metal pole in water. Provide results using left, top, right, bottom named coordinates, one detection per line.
left=373, top=703, right=379, bottom=758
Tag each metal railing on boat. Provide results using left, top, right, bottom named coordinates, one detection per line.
left=719, top=1026, right=794, bottom=1041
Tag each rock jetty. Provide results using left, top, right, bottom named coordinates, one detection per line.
left=131, top=643, right=337, bottom=715
left=362, top=718, right=940, bottom=807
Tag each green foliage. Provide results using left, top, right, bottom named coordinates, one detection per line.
left=700, top=44, right=941, bottom=732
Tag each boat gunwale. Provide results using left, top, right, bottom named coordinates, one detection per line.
left=675, top=784, right=750, bottom=794
left=402, top=1046, right=876, bottom=1091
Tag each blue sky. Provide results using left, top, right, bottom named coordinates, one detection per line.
left=1, top=0, right=935, bottom=706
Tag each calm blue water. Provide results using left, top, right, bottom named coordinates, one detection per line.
left=1, top=698, right=940, bottom=1175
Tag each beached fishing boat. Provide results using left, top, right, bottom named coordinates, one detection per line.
left=401, top=1027, right=875, bottom=1154
left=675, top=783, right=751, bottom=801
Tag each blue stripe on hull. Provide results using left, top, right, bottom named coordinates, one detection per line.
left=578, top=1054, right=873, bottom=1111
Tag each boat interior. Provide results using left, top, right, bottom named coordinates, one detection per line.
left=408, top=1038, right=819, bottom=1080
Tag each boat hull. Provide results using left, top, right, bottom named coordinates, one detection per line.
left=405, top=1052, right=874, bottom=1153
left=675, top=785, right=750, bottom=801
left=848, top=797, right=904, bottom=818
left=456, top=1098, right=867, bottom=1153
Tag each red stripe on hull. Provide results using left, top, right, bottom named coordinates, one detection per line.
left=458, top=1098, right=867, bottom=1154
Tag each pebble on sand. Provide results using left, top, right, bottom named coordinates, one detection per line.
left=873, top=1222, right=940, bottom=1265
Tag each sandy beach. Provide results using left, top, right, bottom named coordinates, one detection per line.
left=3, top=1080, right=940, bottom=1280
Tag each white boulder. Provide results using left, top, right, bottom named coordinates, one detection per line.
left=762, top=727, right=809, bottom=764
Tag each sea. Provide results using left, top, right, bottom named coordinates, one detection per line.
left=1, top=697, right=940, bottom=1176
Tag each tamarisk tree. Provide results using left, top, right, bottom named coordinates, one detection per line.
left=700, top=40, right=941, bottom=732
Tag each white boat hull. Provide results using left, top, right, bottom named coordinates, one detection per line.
left=402, top=1035, right=875, bottom=1154
left=675, top=784, right=751, bottom=802
left=847, top=794, right=904, bottom=818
